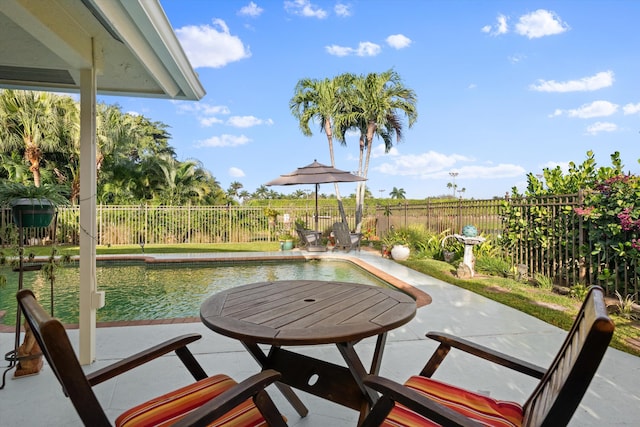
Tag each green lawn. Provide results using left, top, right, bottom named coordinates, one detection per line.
left=9, top=242, right=280, bottom=257
left=401, top=257, right=640, bottom=358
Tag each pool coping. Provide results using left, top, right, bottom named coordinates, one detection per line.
left=0, top=249, right=431, bottom=332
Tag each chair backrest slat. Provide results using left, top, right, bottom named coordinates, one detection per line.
left=17, top=289, right=111, bottom=426
left=522, top=286, right=614, bottom=427
left=333, top=222, right=358, bottom=251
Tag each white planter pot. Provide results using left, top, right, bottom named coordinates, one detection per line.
left=391, top=245, right=410, bottom=261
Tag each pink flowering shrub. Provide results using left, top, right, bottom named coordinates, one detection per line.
left=575, top=174, right=639, bottom=259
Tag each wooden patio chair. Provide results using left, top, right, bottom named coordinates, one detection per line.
left=295, top=223, right=322, bottom=248
left=361, top=285, right=614, bottom=427
left=16, top=289, right=287, bottom=427
left=332, top=222, right=362, bottom=252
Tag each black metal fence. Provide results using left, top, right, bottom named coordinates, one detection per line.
left=378, top=195, right=638, bottom=298
left=2, top=198, right=637, bottom=298
left=375, top=199, right=502, bottom=236
left=1, top=204, right=370, bottom=247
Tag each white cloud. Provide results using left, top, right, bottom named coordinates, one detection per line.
left=373, top=151, right=472, bottom=176
left=530, top=71, right=614, bottom=92
left=326, top=41, right=381, bottom=57
left=284, top=0, right=327, bottom=19
left=325, top=45, right=351, bottom=56
left=226, top=116, right=274, bottom=128
left=386, top=34, right=412, bottom=49
left=482, top=14, right=508, bottom=36
left=197, top=134, right=251, bottom=147
left=371, top=143, right=399, bottom=158
left=229, top=167, right=245, bottom=177
left=176, top=102, right=234, bottom=127
left=334, top=3, right=351, bottom=17
left=200, top=117, right=224, bottom=126
left=585, top=121, right=617, bottom=135
left=357, top=42, right=381, bottom=56
left=176, top=19, right=251, bottom=68
left=370, top=147, right=526, bottom=182
left=444, top=164, right=526, bottom=179
left=552, top=100, right=618, bottom=119
left=238, top=2, right=263, bottom=17
left=515, top=9, right=569, bottom=39
left=508, top=53, right=526, bottom=64
left=623, top=102, right=640, bottom=115
left=194, top=104, right=231, bottom=115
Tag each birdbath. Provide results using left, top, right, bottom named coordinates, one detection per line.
left=453, top=225, right=485, bottom=278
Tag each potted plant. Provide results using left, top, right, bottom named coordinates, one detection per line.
left=278, top=231, right=295, bottom=250
left=382, top=230, right=412, bottom=261
left=440, top=234, right=459, bottom=263
left=0, top=182, right=70, bottom=228
left=387, top=231, right=411, bottom=261
left=380, top=234, right=394, bottom=258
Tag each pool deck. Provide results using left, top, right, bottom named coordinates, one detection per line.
left=1, top=249, right=639, bottom=425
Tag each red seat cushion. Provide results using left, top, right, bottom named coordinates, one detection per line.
left=383, top=375, right=524, bottom=427
left=116, top=374, right=268, bottom=427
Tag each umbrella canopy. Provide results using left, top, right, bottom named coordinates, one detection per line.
left=265, top=160, right=366, bottom=234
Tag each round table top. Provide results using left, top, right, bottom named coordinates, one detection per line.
left=200, top=280, right=417, bottom=346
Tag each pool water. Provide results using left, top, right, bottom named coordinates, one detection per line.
left=0, top=260, right=391, bottom=326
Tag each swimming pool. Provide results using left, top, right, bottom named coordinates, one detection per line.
left=0, top=259, right=392, bottom=326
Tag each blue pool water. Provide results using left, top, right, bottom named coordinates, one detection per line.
left=0, top=259, right=390, bottom=325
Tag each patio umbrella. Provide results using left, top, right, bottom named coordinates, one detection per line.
left=265, top=160, right=366, bottom=234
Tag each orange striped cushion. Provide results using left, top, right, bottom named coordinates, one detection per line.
left=382, top=376, right=524, bottom=427
left=116, top=374, right=267, bottom=427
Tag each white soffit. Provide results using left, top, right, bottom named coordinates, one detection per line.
left=0, top=0, right=205, bottom=100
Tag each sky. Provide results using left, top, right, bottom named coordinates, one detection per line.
left=100, top=0, right=640, bottom=200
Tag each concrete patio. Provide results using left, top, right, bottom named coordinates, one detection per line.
left=1, top=250, right=639, bottom=426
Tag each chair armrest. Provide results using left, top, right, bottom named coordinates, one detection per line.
left=363, top=375, right=482, bottom=427
left=421, top=332, right=546, bottom=379
left=172, top=369, right=287, bottom=427
left=87, top=333, right=206, bottom=386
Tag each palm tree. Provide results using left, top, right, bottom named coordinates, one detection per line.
left=447, top=182, right=457, bottom=198
left=0, top=90, right=68, bottom=187
left=0, top=152, right=30, bottom=183
left=389, top=187, right=406, bottom=199
left=253, top=185, right=270, bottom=200
left=96, top=104, right=143, bottom=176
left=289, top=76, right=349, bottom=223
left=226, top=181, right=243, bottom=203
left=150, top=155, right=214, bottom=205
left=51, top=94, right=80, bottom=202
left=337, top=70, right=417, bottom=230
left=238, top=190, right=251, bottom=203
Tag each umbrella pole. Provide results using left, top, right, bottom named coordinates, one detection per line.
left=315, top=183, right=319, bottom=232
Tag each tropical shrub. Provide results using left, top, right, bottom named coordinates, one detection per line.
left=534, top=273, right=554, bottom=291
left=575, top=174, right=639, bottom=259
left=613, top=290, right=638, bottom=320
left=475, top=255, right=511, bottom=277
left=500, top=150, right=638, bottom=295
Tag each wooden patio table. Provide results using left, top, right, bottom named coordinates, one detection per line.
left=200, top=279, right=417, bottom=424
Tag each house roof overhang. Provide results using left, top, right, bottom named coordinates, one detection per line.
left=0, top=0, right=205, bottom=100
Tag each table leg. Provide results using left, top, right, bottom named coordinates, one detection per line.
left=337, top=333, right=387, bottom=424
left=242, top=342, right=309, bottom=417
left=370, top=333, right=387, bottom=375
